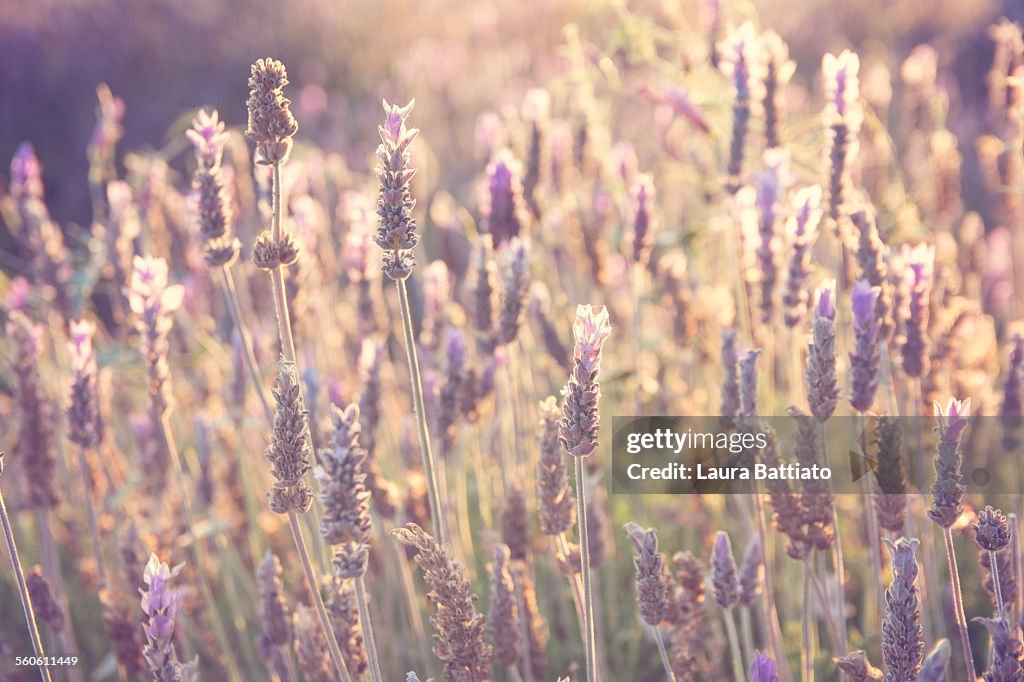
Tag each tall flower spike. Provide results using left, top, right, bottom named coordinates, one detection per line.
left=720, top=330, right=741, bottom=418
left=807, top=280, right=838, bottom=420
left=188, top=108, right=239, bottom=267
left=631, top=174, right=655, bottom=266
left=782, top=186, right=823, bottom=327
left=754, top=150, right=788, bottom=324
left=68, top=319, right=102, bottom=449
left=391, top=523, right=493, bottom=680
left=485, top=149, right=526, bottom=247
left=900, top=243, right=935, bottom=378
left=7, top=311, right=58, bottom=509
left=317, top=404, right=372, bottom=578
left=140, top=554, right=197, bottom=682
left=750, top=650, right=780, bottom=682
left=374, top=99, right=420, bottom=281
left=823, top=50, right=862, bottom=228
left=245, top=58, right=299, bottom=165
left=711, top=531, right=740, bottom=609
left=928, top=397, right=971, bottom=528
left=496, top=237, right=531, bottom=346
left=851, top=208, right=894, bottom=341
left=872, top=416, right=908, bottom=533
left=760, top=31, right=794, bottom=150
left=624, top=523, right=672, bottom=626
left=881, top=538, right=924, bottom=682
left=487, top=544, right=521, bottom=668
left=127, top=255, right=185, bottom=423
left=720, top=22, right=761, bottom=193
left=256, top=551, right=292, bottom=662
left=537, top=396, right=575, bottom=535
left=849, top=279, right=881, bottom=413
left=265, top=359, right=315, bottom=515
left=560, top=305, right=612, bottom=458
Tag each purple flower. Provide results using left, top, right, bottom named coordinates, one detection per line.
left=186, top=109, right=230, bottom=169
left=823, top=50, right=862, bottom=128
left=140, top=553, right=186, bottom=679
left=750, top=651, right=779, bottom=682
left=560, top=305, right=612, bottom=458
left=851, top=279, right=880, bottom=329
left=10, top=142, right=43, bottom=200
left=485, top=149, right=525, bottom=246
left=934, top=397, right=971, bottom=443
left=815, top=279, right=836, bottom=320
left=380, top=98, right=417, bottom=148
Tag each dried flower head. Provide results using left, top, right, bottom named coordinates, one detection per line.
left=738, top=535, right=764, bottom=606
left=487, top=544, right=521, bottom=668
left=374, top=99, right=420, bottom=280
left=7, top=310, right=58, bottom=508
left=245, top=58, right=299, bottom=165
left=560, top=305, right=612, bottom=458
left=294, top=604, right=331, bottom=682
left=806, top=280, right=839, bottom=421
left=265, top=359, right=315, bottom=515
left=975, top=506, right=1011, bottom=553
left=316, top=403, right=372, bottom=556
left=720, top=330, right=742, bottom=419
left=711, top=531, right=740, bottom=609
left=624, top=522, right=672, bottom=625
left=392, top=523, right=493, bottom=680
left=974, top=616, right=1024, bottom=682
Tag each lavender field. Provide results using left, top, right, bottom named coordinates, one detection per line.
left=3, top=0, right=1024, bottom=680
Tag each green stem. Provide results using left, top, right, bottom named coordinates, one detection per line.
left=723, top=608, right=746, bottom=682
left=991, top=550, right=1006, bottom=617
left=652, top=624, right=677, bottom=682
left=288, top=511, right=352, bottom=682
left=219, top=265, right=273, bottom=423
left=0, top=484, right=53, bottom=682
left=396, top=276, right=448, bottom=546
left=355, top=575, right=384, bottom=682
left=75, top=444, right=107, bottom=589
left=943, top=527, right=976, bottom=682
left=821, top=420, right=848, bottom=661
left=575, top=456, right=597, bottom=682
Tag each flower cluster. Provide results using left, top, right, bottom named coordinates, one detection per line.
left=559, top=305, right=612, bottom=458
left=374, top=99, right=420, bottom=280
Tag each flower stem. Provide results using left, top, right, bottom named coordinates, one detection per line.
left=943, top=527, right=976, bottom=682
left=575, top=456, right=598, bottom=682
left=752, top=480, right=793, bottom=682
left=991, top=549, right=1006, bottom=616
left=396, top=276, right=448, bottom=546
left=821, top=420, right=848, bottom=661
left=355, top=575, right=384, bottom=682
left=0, top=484, right=53, bottom=682
left=75, top=444, right=107, bottom=590
left=652, top=624, right=677, bottom=682
left=802, top=558, right=813, bottom=682
left=219, top=264, right=273, bottom=423
left=288, top=511, right=352, bottom=682
left=723, top=607, right=746, bottom=682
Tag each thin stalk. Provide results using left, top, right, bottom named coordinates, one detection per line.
left=75, top=444, right=107, bottom=589
left=514, top=576, right=536, bottom=682
left=556, top=532, right=587, bottom=638
left=1012, top=514, right=1023, bottom=624
left=859, top=412, right=885, bottom=632
left=751, top=481, right=792, bottom=682
left=651, top=624, right=677, bottom=682
left=159, top=414, right=242, bottom=682
left=802, top=559, right=813, bottom=682
left=942, top=527, right=976, bottom=682
left=740, top=606, right=754, bottom=672
left=0, top=484, right=53, bottom=682
left=575, top=456, right=598, bottom=682
left=806, top=556, right=843, bottom=652
left=990, top=549, right=1006, bottom=616
left=287, top=510, right=353, bottom=682
left=723, top=608, right=746, bottom=682
left=820, top=420, right=848, bottom=660
left=355, top=575, right=384, bottom=682
left=219, top=265, right=273, bottom=423
left=396, top=276, right=447, bottom=546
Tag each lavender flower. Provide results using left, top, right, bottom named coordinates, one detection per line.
left=711, top=531, right=740, bottom=609
left=127, top=255, right=185, bottom=422
left=760, top=31, right=794, bottom=150
left=782, top=186, right=823, bottom=327
left=873, top=416, right=908, bottom=533
left=485, top=149, right=526, bottom=247
left=881, top=538, right=923, bottom=682
left=487, top=544, right=521, bottom=667
left=852, top=209, right=893, bottom=341
left=806, top=280, right=839, bottom=421
left=245, top=58, right=299, bottom=165
left=975, top=506, right=1011, bottom=553
left=316, top=404, right=372, bottom=578
left=754, top=150, right=787, bottom=323
left=265, top=359, right=315, bottom=515
left=928, top=397, right=971, bottom=528
left=437, top=329, right=469, bottom=456
left=497, top=237, right=531, bottom=346
left=140, top=554, right=196, bottom=682
left=624, top=523, right=672, bottom=625
left=560, top=305, right=612, bottom=458
left=720, top=22, right=761, bottom=193
left=256, top=551, right=291, bottom=662
left=537, top=396, right=575, bottom=536
left=974, top=617, right=1024, bottom=682
left=67, top=319, right=102, bottom=449
left=720, top=330, right=742, bottom=419
left=188, top=109, right=239, bottom=267
left=900, top=243, right=935, bottom=378
left=916, top=640, right=950, bottom=682
left=374, top=99, right=420, bottom=281
left=7, top=311, right=58, bottom=508
left=849, top=279, right=881, bottom=413
left=750, top=650, right=780, bottom=682
left=631, top=174, right=655, bottom=266
left=823, top=50, right=863, bottom=227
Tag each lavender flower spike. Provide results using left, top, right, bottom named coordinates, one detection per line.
left=807, top=279, right=839, bottom=421
left=485, top=149, right=526, bottom=247
left=880, top=538, right=923, bottom=682
left=560, top=305, right=612, bottom=458
left=374, top=99, right=420, bottom=281
left=68, top=319, right=102, bottom=449
left=127, top=255, right=185, bottom=421
left=750, top=650, right=780, bottom=682
left=782, top=186, right=823, bottom=327
left=849, top=278, right=881, bottom=413
left=140, top=554, right=196, bottom=682
left=711, top=531, right=740, bottom=609
left=900, top=243, right=935, bottom=378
